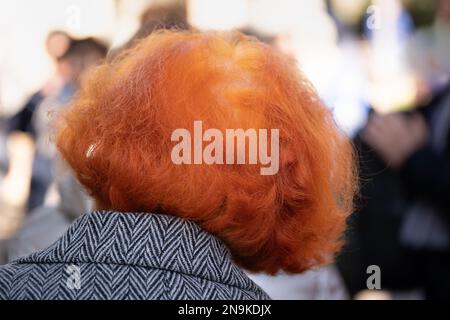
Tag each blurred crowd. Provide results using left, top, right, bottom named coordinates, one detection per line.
left=0, top=0, right=449, bottom=299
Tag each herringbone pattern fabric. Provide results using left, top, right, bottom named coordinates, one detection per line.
left=0, top=211, right=270, bottom=300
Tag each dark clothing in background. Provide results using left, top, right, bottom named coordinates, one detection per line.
left=6, top=91, right=47, bottom=212
left=404, top=146, right=450, bottom=216
left=2, top=91, right=44, bottom=176
left=26, top=152, right=54, bottom=211
left=6, top=86, right=74, bottom=212
left=399, top=88, right=450, bottom=254
left=337, top=139, right=416, bottom=294
left=337, top=85, right=450, bottom=299
left=6, top=91, right=44, bottom=138
left=402, top=88, right=450, bottom=218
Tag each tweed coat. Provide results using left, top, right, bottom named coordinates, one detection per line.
left=0, top=211, right=270, bottom=300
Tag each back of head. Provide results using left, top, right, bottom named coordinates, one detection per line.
left=139, top=3, right=189, bottom=32
left=56, top=30, right=357, bottom=274
left=111, top=3, right=189, bottom=57
left=59, top=38, right=108, bottom=82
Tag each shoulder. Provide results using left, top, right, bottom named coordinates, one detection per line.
left=161, top=269, right=270, bottom=300
left=0, top=262, right=25, bottom=299
left=0, top=261, right=269, bottom=300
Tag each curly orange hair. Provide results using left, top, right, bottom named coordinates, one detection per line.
left=56, top=30, right=357, bottom=274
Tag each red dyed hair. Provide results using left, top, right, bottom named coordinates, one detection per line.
left=56, top=30, right=357, bottom=274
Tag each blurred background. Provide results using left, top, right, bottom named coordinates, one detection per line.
left=0, top=0, right=449, bottom=300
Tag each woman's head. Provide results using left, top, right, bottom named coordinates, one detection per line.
left=56, top=30, right=357, bottom=274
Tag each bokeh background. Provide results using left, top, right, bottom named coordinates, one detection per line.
left=0, top=0, right=449, bottom=300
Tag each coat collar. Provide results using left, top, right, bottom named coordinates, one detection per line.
left=16, top=211, right=262, bottom=293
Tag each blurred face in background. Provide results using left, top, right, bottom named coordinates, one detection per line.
left=46, top=32, right=71, bottom=60
left=57, top=44, right=107, bottom=87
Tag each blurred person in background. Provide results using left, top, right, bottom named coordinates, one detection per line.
left=355, top=93, right=449, bottom=300
left=408, top=0, right=450, bottom=99
left=6, top=31, right=72, bottom=140
left=6, top=36, right=107, bottom=213
left=337, top=0, right=450, bottom=299
left=136, top=2, right=189, bottom=39
left=110, top=2, right=190, bottom=57
left=4, top=31, right=72, bottom=213
left=323, top=0, right=372, bottom=137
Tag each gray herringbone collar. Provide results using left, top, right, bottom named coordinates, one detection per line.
left=16, top=211, right=260, bottom=292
